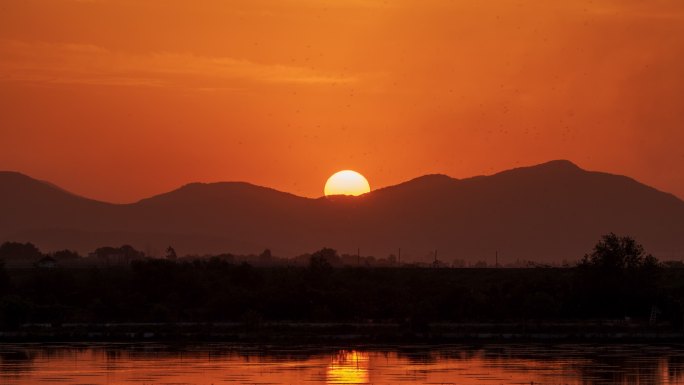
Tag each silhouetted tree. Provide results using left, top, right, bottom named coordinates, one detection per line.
left=309, top=248, right=337, bottom=271
left=0, top=242, right=42, bottom=261
left=92, top=245, right=145, bottom=264
left=119, top=245, right=145, bottom=260
left=166, top=246, right=177, bottom=260
left=576, top=233, right=662, bottom=318
left=258, top=249, right=273, bottom=265
left=579, top=233, right=659, bottom=272
left=52, top=249, right=80, bottom=261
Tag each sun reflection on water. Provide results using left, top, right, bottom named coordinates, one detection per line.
left=1, top=344, right=684, bottom=384
left=327, top=350, right=370, bottom=384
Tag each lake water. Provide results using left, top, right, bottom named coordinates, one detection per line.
left=1, top=343, right=684, bottom=384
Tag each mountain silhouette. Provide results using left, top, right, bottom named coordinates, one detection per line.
left=1, top=161, right=683, bottom=263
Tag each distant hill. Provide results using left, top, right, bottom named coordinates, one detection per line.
left=1, top=161, right=683, bottom=263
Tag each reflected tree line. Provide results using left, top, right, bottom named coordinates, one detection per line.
left=0, top=233, right=683, bottom=330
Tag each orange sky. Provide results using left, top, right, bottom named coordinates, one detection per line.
left=1, top=0, right=683, bottom=203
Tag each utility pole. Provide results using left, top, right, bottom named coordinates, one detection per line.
left=495, top=251, right=498, bottom=268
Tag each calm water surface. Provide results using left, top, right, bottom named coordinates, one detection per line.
left=1, top=343, right=684, bottom=384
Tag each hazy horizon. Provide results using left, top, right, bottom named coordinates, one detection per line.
left=4, top=159, right=682, bottom=204
left=3, top=158, right=682, bottom=260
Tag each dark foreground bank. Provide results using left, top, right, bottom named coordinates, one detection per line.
left=1, top=253, right=684, bottom=340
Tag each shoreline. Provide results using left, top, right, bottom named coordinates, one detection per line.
left=3, top=322, right=683, bottom=343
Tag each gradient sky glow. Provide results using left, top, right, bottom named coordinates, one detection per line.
left=1, top=0, right=683, bottom=203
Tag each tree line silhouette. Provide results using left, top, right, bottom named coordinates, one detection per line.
left=0, top=233, right=683, bottom=331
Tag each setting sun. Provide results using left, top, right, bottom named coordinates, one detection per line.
left=1, top=1, right=684, bottom=384
left=324, top=170, right=371, bottom=197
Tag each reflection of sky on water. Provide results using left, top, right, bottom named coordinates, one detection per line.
left=1, top=344, right=684, bottom=384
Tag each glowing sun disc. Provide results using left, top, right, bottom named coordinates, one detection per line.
left=324, top=170, right=371, bottom=197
